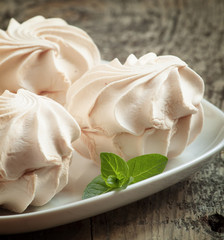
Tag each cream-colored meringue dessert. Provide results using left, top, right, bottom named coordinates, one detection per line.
left=0, top=89, right=80, bottom=213
left=0, top=16, right=101, bottom=105
left=66, top=53, right=204, bottom=163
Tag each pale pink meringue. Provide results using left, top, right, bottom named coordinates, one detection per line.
left=0, top=16, right=101, bottom=105
left=66, top=53, right=204, bottom=163
left=0, top=89, right=80, bottom=213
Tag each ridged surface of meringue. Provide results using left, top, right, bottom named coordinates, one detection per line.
left=0, top=16, right=101, bottom=105
left=0, top=89, right=81, bottom=213
left=66, top=53, right=204, bottom=163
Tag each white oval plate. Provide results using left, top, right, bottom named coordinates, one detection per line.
left=0, top=99, right=223, bottom=234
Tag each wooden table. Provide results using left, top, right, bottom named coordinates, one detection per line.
left=0, top=0, right=223, bottom=239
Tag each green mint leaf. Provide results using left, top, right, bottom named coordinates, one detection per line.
left=82, top=175, right=113, bottom=199
left=106, top=175, right=119, bottom=188
left=127, top=154, right=168, bottom=184
left=106, top=175, right=131, bottom=189
left=100, top=152, right=129, bottom=187
left=119, top=176, right=133, bottom=189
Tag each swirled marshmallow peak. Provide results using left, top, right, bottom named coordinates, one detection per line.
left=0, top=89, right=81, bottom=213
left=66, top=53, right=204, bottom=163
left=0, top=16, right=101, bottom=105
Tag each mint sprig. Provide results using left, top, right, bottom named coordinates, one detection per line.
left=82, top=152, right=168, bottom=199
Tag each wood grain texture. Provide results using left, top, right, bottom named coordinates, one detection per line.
left=0, top=0, right=223, bottom=239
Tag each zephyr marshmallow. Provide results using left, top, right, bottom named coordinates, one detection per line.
left=0, top=16, right=101, bottom=105
left=0, top=89, right=81, bottom=213
left=66, top=53, right=204, bottom=163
